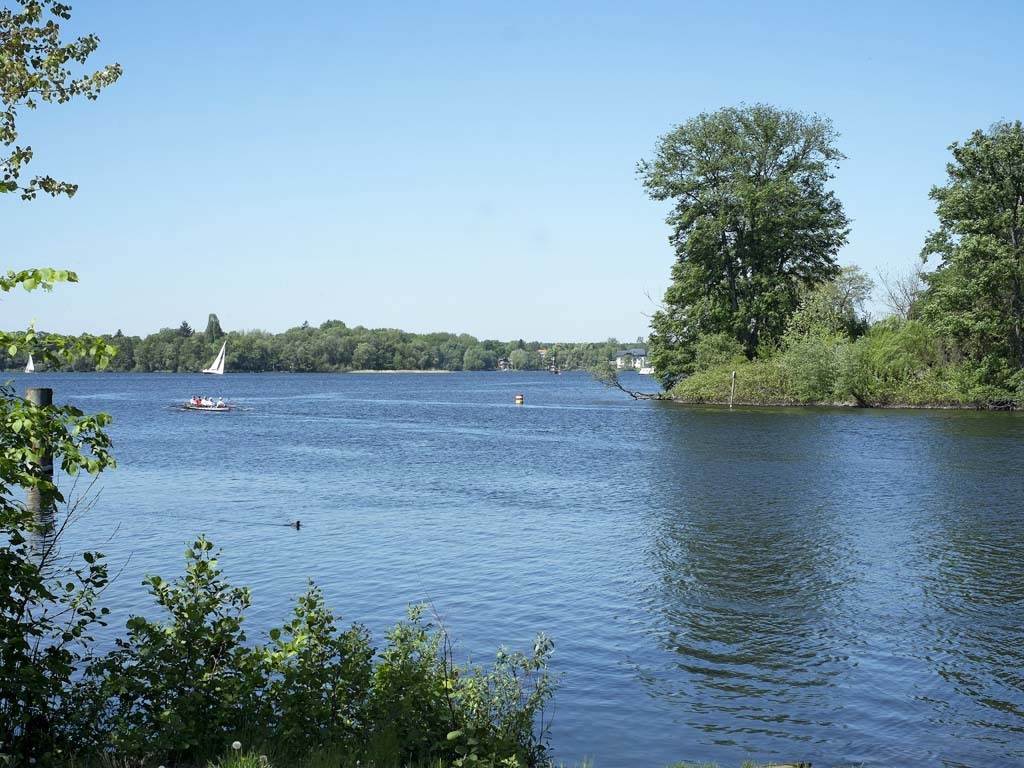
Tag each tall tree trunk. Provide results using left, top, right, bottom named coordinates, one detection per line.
left=723, top=230, right=739, bottom=313
left=1013, top=265, right=1023, bottom=368
left=1011, top=199, right=1023, bottom=368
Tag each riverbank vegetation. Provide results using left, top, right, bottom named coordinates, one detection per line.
left=643, top=106, right=1024, bottom=409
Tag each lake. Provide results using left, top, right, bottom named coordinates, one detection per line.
left=9, top=371, right=1024, bottom=767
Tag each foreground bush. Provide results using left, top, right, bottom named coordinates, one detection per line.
left=52, top=537, right=555, bottom=768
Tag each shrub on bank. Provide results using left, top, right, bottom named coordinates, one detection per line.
left=670, top=359, right=795, bottom=405
left=668, top=320, right=1023, bottom=409
left=47, top=538, right=555, bottom=768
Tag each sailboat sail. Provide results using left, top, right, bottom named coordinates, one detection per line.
left=24, top=354, right=34, bottom=373
left=201, top=341, right=226, bottom=375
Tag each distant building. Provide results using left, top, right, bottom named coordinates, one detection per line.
left=537, top=348, right=548, bottom=360
left=497, top=356, right=512, bottom=371
left=613, top=348, right=648, bottom=370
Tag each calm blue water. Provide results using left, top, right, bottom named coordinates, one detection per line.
left=9, top=372, right=1024, bottom=767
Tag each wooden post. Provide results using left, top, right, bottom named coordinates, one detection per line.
left=729, top=370, right=736, bottom=409
left=25, top=387, right=54, bottom=473
left=25, top=387, right=54, bottom=519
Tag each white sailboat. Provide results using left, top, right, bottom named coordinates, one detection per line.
left=201, top=341, right=226, bottom=375
left=24, top=354, right=35, bottom=373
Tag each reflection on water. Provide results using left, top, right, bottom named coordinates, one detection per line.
left=5, top=373, right=1024, bottom=768
left=639, top=406, right=1024, bottom=765
left=641, top=409, right=854, bottom=756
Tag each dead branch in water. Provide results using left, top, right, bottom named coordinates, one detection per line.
left=591, top=363, right=663, bottom=400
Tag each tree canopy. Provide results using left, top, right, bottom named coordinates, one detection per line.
left=204, top=312, right=224, bottom=339
left=920, top=121, right=1024, bottom=383
left=640, top=104, right=850, bottom=380
left=1, top=0, right=121, bottom=198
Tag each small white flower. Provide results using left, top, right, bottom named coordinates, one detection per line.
left=232, top=740, right=242, bottom=751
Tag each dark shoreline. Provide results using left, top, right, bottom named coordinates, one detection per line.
left=665, top=397, right=1019, bottom=411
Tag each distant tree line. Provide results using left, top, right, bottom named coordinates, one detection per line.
left=0, top=312, right=642, bottom=373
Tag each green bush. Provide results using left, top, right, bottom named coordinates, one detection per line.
left=64, top=541, right=555, bottom=768
left=0, top=373, right=115, bottom=767
left=671, top=359, right=793, bottom=404
left=260, top=583, right=374, bottom=755
left=667, top=316, right=1019, bottom=409
left=780, top=332, right=847, bottom=403
left=77, top=537, right=261, bottom=764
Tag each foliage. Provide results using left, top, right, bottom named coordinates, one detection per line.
left=1, top=0, right=121, bottom=198
left=207, top=749, right=271, bottom=768
left=63, top=545, right=556, bottom=768
left=637, top=115, right=1024, bottom=408
left=77, top=537, right=260, bottom=763
left=1, top=318, right=634, bottom=375
left=1, top=269, right=117, bottom=376
left=784, top=266, right=873, bottom=340
left=366, top=605, right=450, bottom=762
left=780, top=332, right=847, bottom=403
left=834, top=319, right=947, bottom=406
left=0, top=481, right=111, bottom=766
left=670, top=359, right=792, bottom=405
left=508, top=349, right=530, bottom=370
left=670, top=315, right=1022, bottom=409
left=0, top=269, right=117, bottom=766
left=920, top=121, right=1024, bottom=380
left=444, top=633, right=555, bottom=768
left=693, top=333, right=746, bottom=370
left=206, top=313, right=226, bottom=340
left=641, top=104, right=850, bottom=380
left=2, top=14, right=120, bottom=761
left=367, top=606, right=554, bottom=768
left=259, top=582, right=374, bottom=754
left=462, top=345, right=497, bottom=372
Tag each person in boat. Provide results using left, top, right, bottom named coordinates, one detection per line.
left=216, top=397, right=224, bottom=407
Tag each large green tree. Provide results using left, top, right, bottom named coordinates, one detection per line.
left=920, top=121, right=1024, bottom=382
left=640, top=104, right=850, bottom=380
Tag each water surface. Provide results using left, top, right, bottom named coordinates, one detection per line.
left=11, top=372, right=1024, bottom=767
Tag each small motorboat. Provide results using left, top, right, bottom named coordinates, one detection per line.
left=182, top=396, right=232, bottom=412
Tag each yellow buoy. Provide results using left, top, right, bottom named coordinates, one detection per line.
left=514, top=393, right=524, bottom=405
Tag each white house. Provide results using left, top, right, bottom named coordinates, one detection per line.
left=613, top=348, right=648, bottom=370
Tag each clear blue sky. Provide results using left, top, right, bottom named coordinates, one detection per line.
left=4, top=0, right=1022, bottom=341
